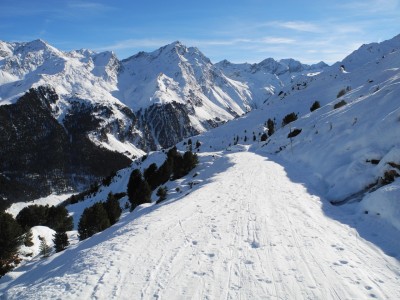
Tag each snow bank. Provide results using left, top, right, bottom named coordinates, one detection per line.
left=359, top=182, right=400, bottom=231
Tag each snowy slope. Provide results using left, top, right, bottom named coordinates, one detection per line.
left=2, top=35, right=400, bottom=298
left=215, top=58, right=327, bottom=107
left=1, top=151, right=399, bottom=299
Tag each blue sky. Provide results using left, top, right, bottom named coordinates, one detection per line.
left=1, top=0, right=399, bottom=64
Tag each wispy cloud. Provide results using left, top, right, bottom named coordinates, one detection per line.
left=273, top=21, right=322, bottom=33
left=98, top=38, right=172, bottom=51
left=67, top=2, right=114, bottom=12
left=260, top=37, right=296, bottom=44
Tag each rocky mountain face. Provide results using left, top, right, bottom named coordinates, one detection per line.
left=0, top=39, right=326, bottom=202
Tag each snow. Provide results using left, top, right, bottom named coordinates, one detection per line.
left=6, top=193, right=74, bottom=218
left=1, top=151, right=399, bottom=299
left=2, top=35, right=400, bottom=299
left=360, top=181, right=400, bottom=231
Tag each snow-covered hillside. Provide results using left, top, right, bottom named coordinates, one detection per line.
left=1, top=150, right=399, bottom=299
left=1, top=34, right=400, bottom=298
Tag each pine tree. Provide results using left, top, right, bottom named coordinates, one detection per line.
left=78, top=203, right=111, bottom=240
left=156, top=186, right=167, bottom=202
left=182, top=150, right=198, bottom=175
left=0, top=212, right=23, bottom=277
left=267, top=118, right=275, bottom=136
left=53, top=230, right=69, bottom=253
left=39, top=237, right=52, bottom=258
left=310, top=101, right=320, bottom=112
left=104, top=192, right=121, bottom=225
left=127, top=169, right=152, bottom=210
left=46, top=206, right=73, bottom=231
left=23, top=229, right=34, bottom=247
left=144, top=163, right=159, bottom=190
left=157, top=159, right=173, bottom=184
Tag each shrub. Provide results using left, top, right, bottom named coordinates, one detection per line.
left=282, top=112, right=298, bottom=127
left=382, top=170, right=399, bottom=185
left=156, top=186, right=167, bottom=203
left=287, top=128, right=302, bottom=138
left=310, top=101, right=320, bottom=112
left=337, top=88, right=347, bottom=98
left=195, top=140, right=201, bottom=149
left=333, top=100, right=347, bottom=109
left=260, top=133, right=268, bottom=142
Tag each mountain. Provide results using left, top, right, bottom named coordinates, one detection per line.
left=1, top=34, right=400, bottom=299
left=0, top=39, right=323, bottom=203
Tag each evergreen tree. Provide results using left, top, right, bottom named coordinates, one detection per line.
left=127, top=169, right=152, bottom=211
left=267, top=118, right=275, bottom=136
left=39, top=236, right=52, bottom=258
left=281, top=112, right=298, bottom=127
left=310, top=101, right=320, bottom=112
left=156, top=186, right=167, bottom=202
left=157, top=159, right=173, bottom=184
left=104, top=192, right=122, bottom=225
left=260, top=133, right=268, bottom=141
left=195, top=140, right=201, bottom=149
left=0, top=212, right=23, bottom=277
left=182, top=150, right=198, bottom=175
left=16, top=204, right=49, bottom=230
left=172, top=153, right=185, bottom=179
left=144, top=163, right=159, bottom=190
left=46, top=206, right=73, bottom=231
left=23, top=229, right=34, bottom=247
left=53, top=230, right=69, bottom=253
left=78, top=203, right=111, bottom=240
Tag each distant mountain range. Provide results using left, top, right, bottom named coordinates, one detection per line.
left=0, top=38, right=327, bottom=202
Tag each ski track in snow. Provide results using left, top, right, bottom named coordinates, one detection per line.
left=2, top=152, right=400, bottom=299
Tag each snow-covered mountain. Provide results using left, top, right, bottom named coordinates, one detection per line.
left=0, top=39, right=325, bottom=202
left=0, top=39, right=326, bottom=150
left=1, top=34, right=400, bottom=299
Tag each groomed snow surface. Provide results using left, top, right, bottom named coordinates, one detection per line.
left=2, top=150, right=399, bottom=299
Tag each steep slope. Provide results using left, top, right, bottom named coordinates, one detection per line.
left=1, top=151, right=399, bottom=299
left=0, top=86, right=132, bottom=202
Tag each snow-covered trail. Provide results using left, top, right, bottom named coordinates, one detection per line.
left=3, top=152, right=400, bottom=299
